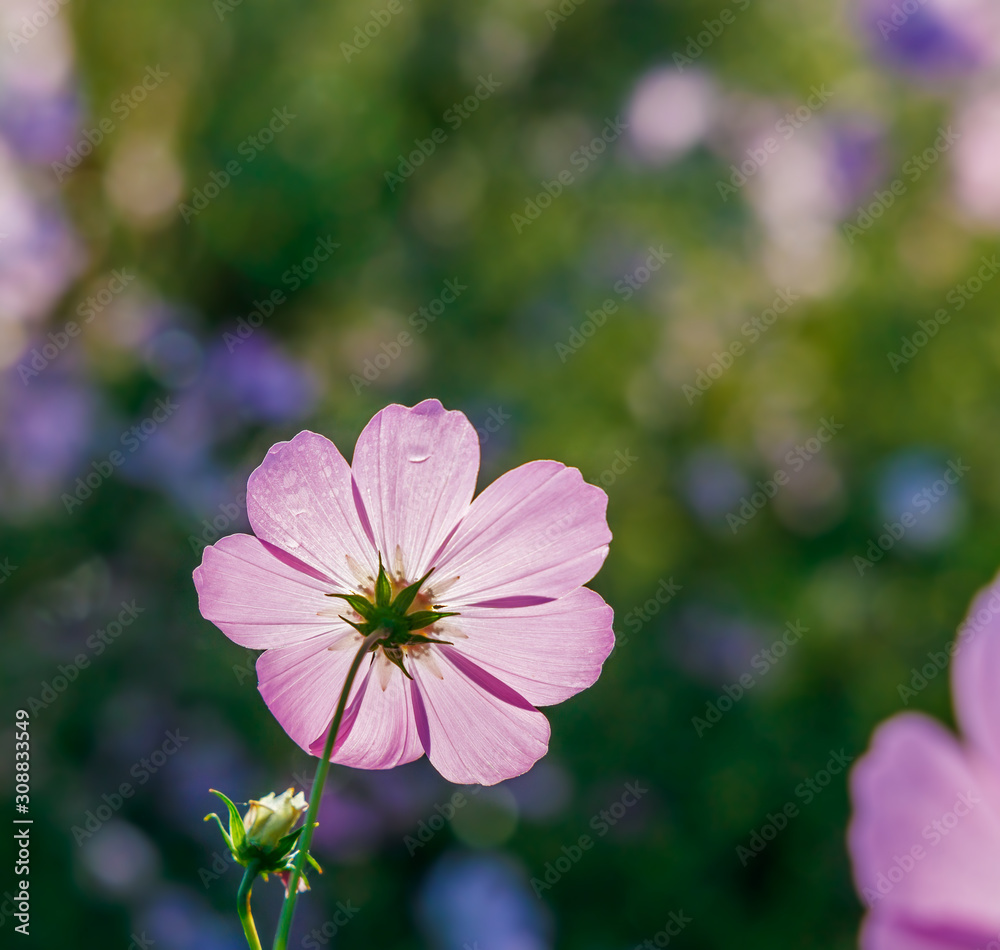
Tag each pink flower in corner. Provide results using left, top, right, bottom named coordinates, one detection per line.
left=194, top=399, right=614, bottom=786
left=848, top=574, right=1000, bottom=949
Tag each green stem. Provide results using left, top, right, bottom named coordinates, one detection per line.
left=238, top=862, right=263, bottom=950
left=271, top=631, right=380, bottom=950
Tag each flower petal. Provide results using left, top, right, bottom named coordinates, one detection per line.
left=860, top=913, right=1000, bottom=950
left=952, top=572, right=1000, bottom=772
left=256, top=633, right=367, bottom=752
left=309, top=655, right=424, bottom=770
left=848, top=712, right=1000, bottom=931
left=432, top=460, right=610, bottom=605
left=246, top=430, right=377, bottom=590
left=350, top=399, right=480, bottom=581
left=194, top=534, right=345, bottom=649
left=437, top=588, right=614, bottom=707
left=409, top=646, right=550, bottom=785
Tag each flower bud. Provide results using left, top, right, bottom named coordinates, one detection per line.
left=205, top=787, right=316, bottom=884
left=243, top=788, right=308, bottom=851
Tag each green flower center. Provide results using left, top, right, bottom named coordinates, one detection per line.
left=326, top=555, right=458, bottom=678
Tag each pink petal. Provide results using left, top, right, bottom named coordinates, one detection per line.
left=409, top=646, right=551, bottom=785
left=952, top=572, right=1000, bottom=772
left=246, top=430, right=377, bottom=590
left=439, top=588, right=614, bottom=707
left=848, top=712, right=1000, bottom=931
left=309, top=656, right=424, bottom=770
left=431, top=460, right=611, bottom=605
left=351, top=399, right=480, bottom=579
left=194, top=534, right=344, bottom=649
left=256, top=634, right=368, bottom=752
left=861, top=913, right=1000, bottom=950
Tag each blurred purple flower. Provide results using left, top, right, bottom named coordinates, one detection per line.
left=876, top=450, right=965, bottom=550
left=669, top=604, right=770, bottom=686
left=858, top=0, right=997, bottom=78
left=826, top=117, right=886, bottom=211
left=417, top=851, right=552, bottom=950
left=680, top=448, right=750, bottom=531
left=0, top=89, right=80, bottom=165
left=625, top=68, right=717, bottom=166
left=502, top=760, right=573, bottom=821
left=0, top=143, right=83, bottom=330
left=139, top=888, right=247, bottom=950
left=0, top=0, right=80, bottom=163
left=203, top=334, right=318, bottom=431
left=310, top=787, right=385, bottom=860
left=0, top=366, right=95, bottom=513
left=953, top=87, right=1000, bottom=228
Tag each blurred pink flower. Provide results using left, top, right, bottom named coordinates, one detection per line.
left=953, top=88, right=1000, bottom=228
left=848, top=573, right=1000, bottom=947
left=194, top=399, right=613, bottom=785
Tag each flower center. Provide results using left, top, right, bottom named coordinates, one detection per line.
left=326, top=555, right=457, bottom=679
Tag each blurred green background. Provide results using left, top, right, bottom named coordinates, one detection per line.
left=3, top=0, right=1000, bottom=947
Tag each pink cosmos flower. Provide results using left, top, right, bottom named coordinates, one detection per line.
left=848, top=573, right=1000, bottom=948
left=194, top=399, right=613, bottom=786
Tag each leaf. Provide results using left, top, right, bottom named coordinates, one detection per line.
left=326, top=592, right=375, bottom=620
left=405, top=610, right=459, bottom=631
left=203, top=811, right=234, bottom=852
left=375, top=554, right=391, bottom=607
left=391, top=567, right=434, bottom=615
left=209, top=788, right=247, bottom=853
